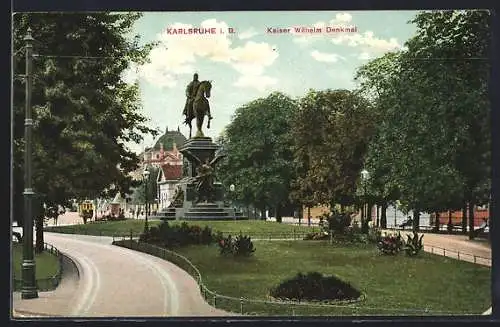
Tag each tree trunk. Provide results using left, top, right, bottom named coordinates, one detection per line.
left=380, top=203, right=387, bottom=228
left=447, top=210, right=453, bottom=233
left=260, top=208, right=266, bottom=221
left=461, top=202, right=468, bottom=234
left=376, top=205, right=380, bottom=227
left=307, top=206, right=311, bottom=226
left=468, top=201, right=475, bottom=240
left=275, top=204, right=282, bottom=223
left=413, top=209, right=420, bottom=232
left=35, top=215, right=44, bottom=253
left=434, top=212, right=440, bottom=232
left=360, top=203, right=365, bottom=227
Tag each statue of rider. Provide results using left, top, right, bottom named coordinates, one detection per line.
left=183, top=73, right=201, bottom=124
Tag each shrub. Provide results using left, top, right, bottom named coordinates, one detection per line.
left=377, top=232, right=404, bottom=255
left=233, top=234, right=256, bottom=256
left=404, top=231, right=424, bottom=256
left=303, top=232, right=329, bottom=241
left=217, top=233, right=256, bottom=257
left=367, top=228, right=382, bottom=244
left=200, top=226, right=213, bottom=245
left=140, top=221, right=215, bottom=248
left=218, top=235, right=235, bottom=256
left=269, top=271, right=361, bottom=302
left=319, top=211, right=352, bottom=235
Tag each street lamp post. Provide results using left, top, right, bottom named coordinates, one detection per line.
left=361, top=169, right=369, bottom=233
left=230, top=184, right=235, bottom=220
left=143, top=169, right=150, bottom=236
left=21, top=27, right=38, bottom=299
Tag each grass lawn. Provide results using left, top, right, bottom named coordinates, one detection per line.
left=168, top=241, right=491, bottom=316
left=44, top=219, right=321, bottom=237
left=11, top=243, right=60, bottom=285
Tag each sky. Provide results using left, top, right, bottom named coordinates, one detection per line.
left=122, top=11, right=420, bottom=153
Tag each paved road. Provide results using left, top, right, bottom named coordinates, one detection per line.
left=13, top=233, right=233, bottom=318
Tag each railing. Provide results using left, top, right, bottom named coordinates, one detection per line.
left=423, top=244, right=491, bottom=266
left=47, top=225, right=492, bottom=268
left=113, top=238, right=467, bottom=316
left=12, top=242, right=64, bottom=292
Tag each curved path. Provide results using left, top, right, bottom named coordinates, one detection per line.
left=13, top=233, right=233, bottom=318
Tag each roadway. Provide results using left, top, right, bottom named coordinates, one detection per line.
left=12, top=232, right=233, bottom=317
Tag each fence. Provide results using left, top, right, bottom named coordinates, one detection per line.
left=112, top=238, right=468, bottom=316
left=423, top=244, right=491, bottom=266
left=47, top=224, right=492, bottom=268
left=13, top=242, right=64, bottom=291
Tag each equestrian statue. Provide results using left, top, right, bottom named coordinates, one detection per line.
left=183, top=73, right=213, bottom=138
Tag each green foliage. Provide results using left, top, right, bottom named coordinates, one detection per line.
left=377, top=232, right=404, bottom=255
left=12, top=13, right=157, bottom=227
left=367, top=227, right=382, bottom=244
left=303, top=232, right=329, bottom=240
left=319, top=211, right=352, bottom=235
left=217, top=233, right=256, bottom=257
left=269, top=271, right=361, bottom=302
left=354, top=10, right=491, bottom=225
left=405, top=231, right=424, bottom=257
left=289, top=89, right=376, bottom=208
left=215, top=92, right=299, bottom=215
left=140, top=221, right=214, bottom=247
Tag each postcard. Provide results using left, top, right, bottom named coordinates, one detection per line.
left=11, top=10, right=492, bottom=318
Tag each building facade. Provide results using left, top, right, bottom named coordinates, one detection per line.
left=157, top=164, right=183, bottom=210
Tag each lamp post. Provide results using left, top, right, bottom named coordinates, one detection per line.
left=361, top=169, right=369, bottom=233
left=143, top=169, right=150, bottom=235
left=230, top=184, right=235, bottom=220
left=21, top=27, right=38, bottom=299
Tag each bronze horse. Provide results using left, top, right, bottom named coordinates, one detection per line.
left=184, top=80, right=212, bottom=138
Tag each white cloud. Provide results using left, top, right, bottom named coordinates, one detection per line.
left=132, top=19, right=278, bottom=91
left=332, top=13, right=353, bottom=24
left=238, top=27, right=258, bottom=40
left=310, top=50, right=345, bottom=63
left=121, top=63, right=139, bottom=84
left=230, top=41, right=278, bottom=75
left=357, top=52, right=371, bottom=60
left=234, top=74, right=278, bottom=92
left=291, top=12, right=402, bottom=58
left=332, top=31, right=401, bottom=53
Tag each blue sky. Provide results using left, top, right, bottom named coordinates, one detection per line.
left=122, top=11, right=420, bottom=153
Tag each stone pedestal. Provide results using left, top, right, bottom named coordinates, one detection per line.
left=155, top=136, right=247, bottom=221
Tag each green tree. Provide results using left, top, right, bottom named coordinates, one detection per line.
left=290, top=89, right=376, bottom=214
left=217, top=92, right=298, bottom=222
left=130, top=166, right=159, bottom=212
left=13, top=13, right=157, bottom=250
left=354, top=10, right=490, bottom=236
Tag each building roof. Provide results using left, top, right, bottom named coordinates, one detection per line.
left=160, top=164, right=183, bottom=181
left=153, top=126, right=187, bottom=151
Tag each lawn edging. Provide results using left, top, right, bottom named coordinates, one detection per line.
left=112, top=239, right=366, bottom=315
left=12, top=242, right=64, bottom=292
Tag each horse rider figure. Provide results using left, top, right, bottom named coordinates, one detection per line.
left=183, top=73, right=213, bottom=126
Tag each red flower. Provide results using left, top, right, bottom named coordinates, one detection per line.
left=219, top=240, right=225, bottom=246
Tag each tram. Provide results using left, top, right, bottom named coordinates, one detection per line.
left=78, top=200, right=94, bottom=224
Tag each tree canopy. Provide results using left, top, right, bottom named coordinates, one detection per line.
left=13, top=13, right=157, bottom=227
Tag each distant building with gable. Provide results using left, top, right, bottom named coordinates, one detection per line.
left=129, top=126, right=187, bottom=212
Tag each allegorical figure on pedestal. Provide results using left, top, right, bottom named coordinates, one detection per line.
left=169, top=185, right=184, bottom=208
left=182, top=149, right=225, bottom=203
left=182, top=73, right=213, bottom=138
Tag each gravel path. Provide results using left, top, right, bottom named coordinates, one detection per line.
left=12, top=233, right=234, bottom=318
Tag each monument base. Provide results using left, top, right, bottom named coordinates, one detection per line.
left=153, top=136, right=248, bottom=221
